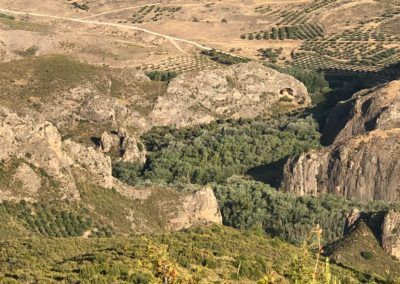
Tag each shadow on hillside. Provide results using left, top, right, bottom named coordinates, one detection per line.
left=246, top=158, right=288, bottom=188
left=307, top=62, right=400, bottom=146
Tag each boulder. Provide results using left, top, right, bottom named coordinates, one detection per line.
left=167, top=186, right=223, bottom=230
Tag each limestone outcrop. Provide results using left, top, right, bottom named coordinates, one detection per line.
left=0, top=107, right=222, bottom=232
left=344, top=209, right=400, bottom=261
left=167, top=186, right=223, bottom=230
left=282, top=81, right=400, bottom=202
left=99, top=128, right=147, bottom=164
left=149, top=62, right=310, bottom=127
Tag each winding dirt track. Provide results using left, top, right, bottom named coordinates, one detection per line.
left=0, top=7, right=210, bottom=53
left=79, top=3, right=163, bottom=20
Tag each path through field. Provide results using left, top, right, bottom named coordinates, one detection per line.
left=0, top=7, right=210, bottom=53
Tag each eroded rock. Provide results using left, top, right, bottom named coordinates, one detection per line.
left=282, top=81, right=400, bottom=202
left=343, top=209, right=400, bottom=260
left=167, top=186, right=223, bottom=230
left=150, top=62, right=310, bottom=127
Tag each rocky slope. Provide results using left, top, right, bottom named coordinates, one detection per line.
left=1, top=56, right=310, bottom=138
left=282, top=80, right=400, bottom=202
left=0, top=106, right=222, bottom=233
left=344, top=209, right=400, bottom=261
left=327, top=215, right=400, bottom=279
left=149, top=62, right=310, bottom=127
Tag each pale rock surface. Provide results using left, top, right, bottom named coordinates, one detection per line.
left=167, top=186, right=223, bottom=230
left=344, top=209, right=400, bottom=260
left=150, top=62, right=310, bottom=127
left=382, top=210, right=400, bottom=261
left=99, top=128, right=147, bottom=164
left=282, top=81, right=400, bottom=202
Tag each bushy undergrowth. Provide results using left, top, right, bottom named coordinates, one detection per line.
left=145, top=70, right=178, bottom=82
left=213, top=178, right=400, bottom=245
left=1, top=201, right=113, bottom=238
left=201, top=49, right=250, bottom=65
left=113, top=115, right=321, bottom=185
left=0, top=226, right=361, bottom=283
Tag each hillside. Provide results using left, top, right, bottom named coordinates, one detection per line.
left=282, top=80, right=400, bottom=202
left=1, top=0, right=400, bottom=282
left=0, top=225, right=365, bottom=283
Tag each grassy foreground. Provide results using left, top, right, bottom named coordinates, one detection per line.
left=0, top=225, right=363, bottom=283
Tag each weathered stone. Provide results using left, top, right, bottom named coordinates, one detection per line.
left=324, top=80, right=400, bottom=144
left=100, top=131, right=114, bottom=153
left=63, top=139, right=114, bottom=189
left=382, top=210, right=400, bottom=260
left=282, top=81, right=400, bottom=202
left=149, top=62, right=310, bottom=127
left=167, top=186, right=223, bottom=230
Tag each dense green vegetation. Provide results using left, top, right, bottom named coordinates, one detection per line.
left=201, top=49, right=250, bottom=65
left=113, top=114, right=321, bottom=185
left=145, top=70, right=178, bottom=82
left=0, top=225, right=363, bottom=283
left=213, top=178, right=400, bottom=245
left=267, top=64, right=330, bottom=95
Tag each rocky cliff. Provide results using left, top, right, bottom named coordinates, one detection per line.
left=149, top=62, right=311, bottom=127
left=282, top=81, right=400, bottom=202
left=343, top=209, right=400, bottom=261
left=0, top=107, right=222, bottom=232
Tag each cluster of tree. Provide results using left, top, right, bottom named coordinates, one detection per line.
left=201, top=49, right=250, bottom=65
left=267, top=64, right=330, bottom=95
left=258, top=48, right=283, bottom=63
left=0, top=13, right=15, bottom=20
left=72, top=2, right=89, bottom=10
left=145, top=70, right=178, bottom=82
left=113, top=115, right=321, bottom=185
left=241, top=23, right=324, bottom=41
left=213, top=178, right=400, bottom=245
left=2, top=201, right=93, bottom=237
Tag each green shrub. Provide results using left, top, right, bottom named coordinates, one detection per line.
left=145, top=70, right=178, bottom=82
left=361, top=251, right=374, bottom=260
left=201, top=49, right=250, bottom=65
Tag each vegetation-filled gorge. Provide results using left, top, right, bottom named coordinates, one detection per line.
left=1, top=0, right=400, bottom=281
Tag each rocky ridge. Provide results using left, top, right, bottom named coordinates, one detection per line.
left=282, top=81, right=400, bottom=202
left=149, top=62, right=311, bottom=127
left=0, top=107, right=222, bottom=232
left=344, top=209, right=400, bottom=261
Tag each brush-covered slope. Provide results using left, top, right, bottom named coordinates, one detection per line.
left=0, top=225, right=362, bottom=283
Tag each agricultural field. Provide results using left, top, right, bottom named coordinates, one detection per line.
left=0, top=0, right=398, bottom=79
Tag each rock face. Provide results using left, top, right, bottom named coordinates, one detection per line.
left=324, top=80, right=400, bottom=144
left=382, top=210, right=400, bottom=260
left=0, top=107, right=222, bottom=232
left=99, top=128, right=147, bottom=164
left=282, top=81, right=400, bottom=202
left=149, top=62, right=310, bottom=127
left=344, top=209, right=400, bottom=260
left=168, top=187, right=223, bottom=230
left=0, top=107, right=79, bottom=201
